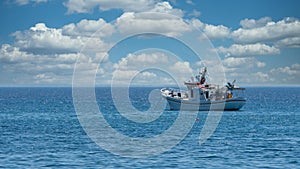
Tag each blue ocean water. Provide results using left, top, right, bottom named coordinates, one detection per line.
left=0, top=87, right=299, bottom=168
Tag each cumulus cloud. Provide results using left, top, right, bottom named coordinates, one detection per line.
left=15, top=0, right=47, bottom=5
left=220, top=56, right=270, bottom=84
left=4, top=8, right=203, bottom=85
left=116, top=12, right=191, bottom=37
left=115, top=10, right=229, bottom=39
left=3, top=1, right=300, bottom=86
left=222, top=57, right=250, bottom=68
left=34, top=73, right=55, bottom=83
left=222, top=57, right=266, bottom=69
left=113, top=52, right=169, bottom=76
left=204, top=24, right=231, bottom=39
left=188, top=9, right=201, bottom=17
left=64, top=0, right=157, bottom=13
left=1, top=44, right=77, bottom=71
left=217, top=43, right=280, bottom=57
left=112, top=52, right=194, bottom=86
left=0, top=44, right=34, bottom=63
left=0, top=44, right=100, bottom=85
left=270, top=63, right=300, bottom=76
left=12, top=23, right=111, bottom=54
left=275, top=37, right=300, bottom=48
left=256, top=61, right=266, bottom=68
left=149, top=1, right=184, bottom=17
left=169, top=61, right=193, bottom=74
left=232, top=17, right=300, bottom=45
left=222, top=59, right=300, bottom=85
left=140, top=71, right=157, bottom=78
left=240, top=17, right=272, bottom=29
left=13, top=23, right=82, bottom=54
left=268, top=63, right=300, bottom=84
left=250, top=72, right=273, bottom=83
left=190, top=19, right=231, bottom=39
left=62, top=18, right=114, bottom=38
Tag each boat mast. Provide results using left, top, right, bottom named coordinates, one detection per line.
left=196, top=67, right=207, bottom=85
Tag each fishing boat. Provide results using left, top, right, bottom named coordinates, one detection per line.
left=161, top=67, right=246, bottom=111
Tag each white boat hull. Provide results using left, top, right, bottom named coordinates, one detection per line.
left=164, top=96, right=246, bottom=111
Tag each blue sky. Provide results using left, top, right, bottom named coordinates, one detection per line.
left=0, top=0, right=300, bottom=86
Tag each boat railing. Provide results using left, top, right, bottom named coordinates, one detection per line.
left=161, top=88, right=188, bottom=99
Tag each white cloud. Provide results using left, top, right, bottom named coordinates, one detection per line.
left=111, top=52, right=194, bottom=86
left=64, top=1, right=188, bottom=37
left=13, top=23, right=83, bottom=53
left=190, top=19, right=230, bottom=39
left=149, top=1, right=184, bottom=17
left=34, top=73, right=55, bottom=83
left=2, top=11, right=201, bottom=86
left=270, top=63, right=300, bottom=76
left=256, top=61, right=266, bottom=68
left=292, top=63, right=300, bottom=69
left=112, top=70, right=156, bottom=83
left=222, top=57, right=251, bottom=67
left=64, top=0, right=157, bottom=13
left=221, top=57, right=266, bottom=83
left=217, top=43, right=280, bottom=57
left=169, top=61, right=193, bottom=74
left=141, top=71, right=157, bottom=78
left=275, top=37, right=300, bottom=48
left=62, top=18, right=114, bottom=38
left=268, top=63, right=300, bottom=84
left=116, top=12, right=191, bottom=37
left=12, top=23, right=111, bottom=54
left=251, top=72, right=273, bottom=83
left=221, top=57, right=268, bottom=84
left=204, top=24, right=231, bottom=39
left=114, top=52, right=169, bottom=70
left=221, top=68, right=274, bottom=85
left=0, top=44, right=77, bottom=72
left=222, top=56, right=266, bottom=69
left=0, top=44, right=34, bottom=63
left=240, top=17, right=272, bottom=29
left=15, top=0, right=47, bottom=5
left=254, top=72, right=269, bottom=79
left=3, top=2, right=300, bottom=87
left=186, top=0, right=194, bottom=5
left=112, top=70, right=138, bottom=80
left=222, top=61, right=300, bottom=85
left=232, top=17, right=300, bottom=45
left=188, top=9, right=201, bottom=17
left=0, top=44, right=97, bottom=85
left=111, top=69, right=175, bottom=86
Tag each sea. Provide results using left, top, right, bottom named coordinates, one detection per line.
left=0, top=87, right=299, bottom=168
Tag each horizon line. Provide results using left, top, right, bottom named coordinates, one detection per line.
left=0, top=84, right=300, bottom=88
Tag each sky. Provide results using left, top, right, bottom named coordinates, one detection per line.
left=0, top=0, right=300, bottom=87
